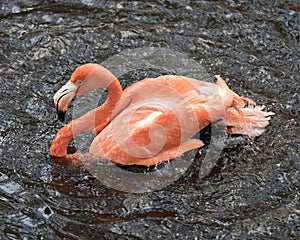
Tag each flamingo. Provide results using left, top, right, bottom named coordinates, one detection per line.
left=50, top=63, right=274, bottom=166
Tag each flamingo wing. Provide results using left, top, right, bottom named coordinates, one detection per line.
left=90, top=76, right=209, bottom=165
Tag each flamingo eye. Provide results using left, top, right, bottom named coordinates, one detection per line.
left=78, top=80, right=83, bottom=86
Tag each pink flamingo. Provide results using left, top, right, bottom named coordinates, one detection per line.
left=50, top=63, right=274, bottom=166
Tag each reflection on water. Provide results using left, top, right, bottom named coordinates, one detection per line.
left=0, top=0, right=299, bottom=239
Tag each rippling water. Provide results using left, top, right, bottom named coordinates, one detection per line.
left=0, top=0, right=299, bottom=239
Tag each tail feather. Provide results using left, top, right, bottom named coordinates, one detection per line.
left=225, top=105, right=275, bottom=137
left=214, top=75, right=274, bottom=138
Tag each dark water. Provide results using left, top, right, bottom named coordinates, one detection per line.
left=0, top=0, right=299, bottom=239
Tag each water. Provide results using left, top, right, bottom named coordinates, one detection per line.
left=0, top=0, right=299, bottom=239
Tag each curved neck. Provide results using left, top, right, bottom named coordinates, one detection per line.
left=103, top=78, right=123, bottom=112
left=90, top=65, right=123, bottom=114
left=51, top=67, right=123, bottom=157
left=72, top=77, right=122, bottom=135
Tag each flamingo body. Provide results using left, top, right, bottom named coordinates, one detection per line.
left=50, top=64, right=274, bottom=166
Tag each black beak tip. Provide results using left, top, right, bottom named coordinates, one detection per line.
left=57, top=110, right=66, bottom=123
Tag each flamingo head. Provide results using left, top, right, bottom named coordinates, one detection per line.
left=54, top=63, right=115, bottom=122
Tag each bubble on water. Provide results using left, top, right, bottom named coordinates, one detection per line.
left=0, top=181, right=23, bottom=195
left=12, top=5, right=21, bottom=13
left=38, top=205, right=54, bottom=219
left=80, top=0, right=94, bottom=6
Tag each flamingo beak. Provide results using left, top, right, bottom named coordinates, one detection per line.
left=53, top=81, right=78, bottom=122
left=57, top=107, right=66, bottom=123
